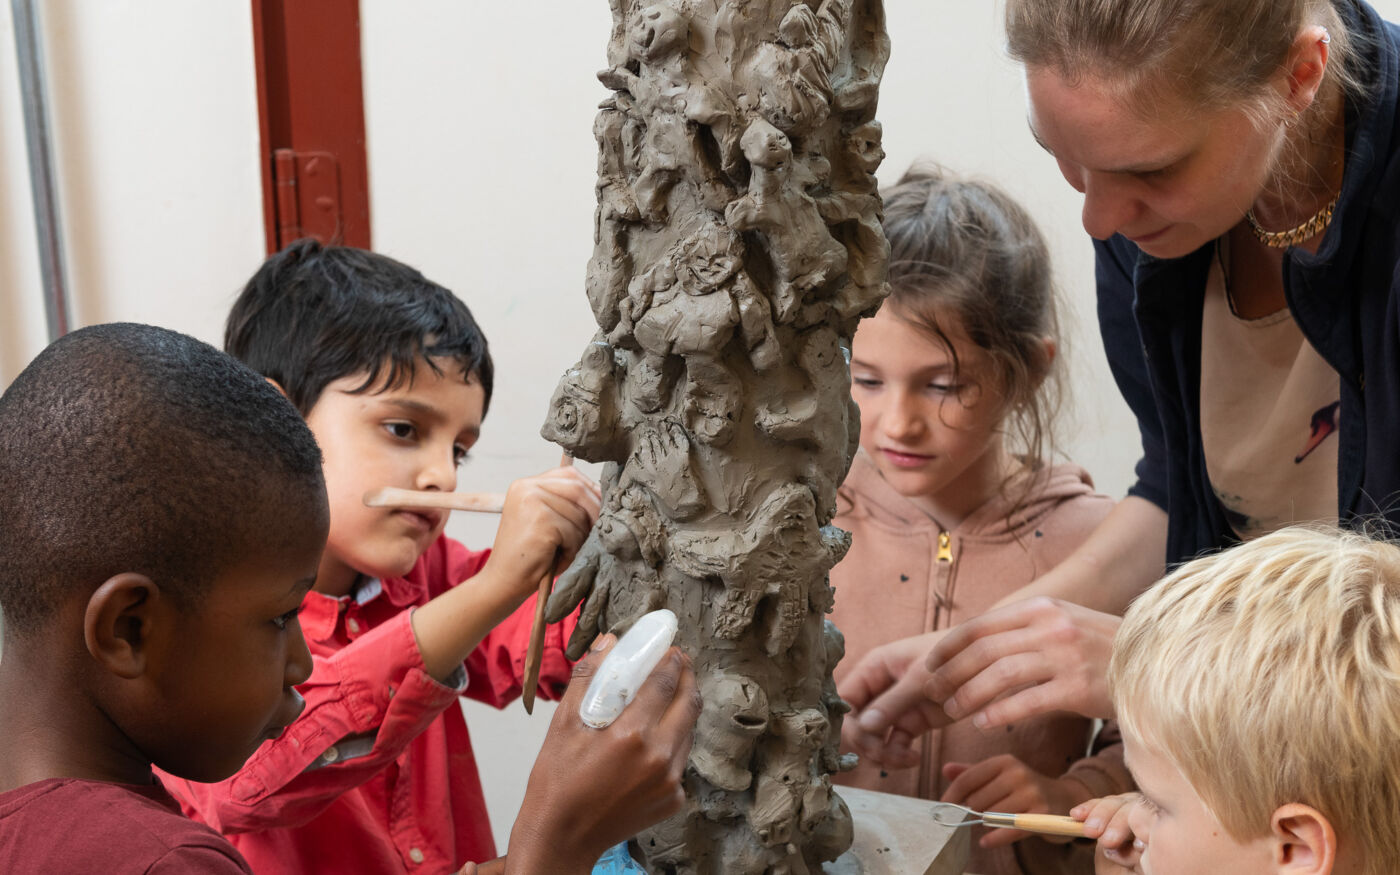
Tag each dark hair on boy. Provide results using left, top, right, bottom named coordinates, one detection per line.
left=880, top=161, right=1063, bottom=469
left=225, top=239, right=495, bottom=417
left=0, top=323, right=326, bottom=637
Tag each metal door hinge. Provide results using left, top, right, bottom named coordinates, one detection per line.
left=273, top=148, right=343, bottom=248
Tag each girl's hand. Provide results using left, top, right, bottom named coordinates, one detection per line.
left=941, top=756, right=1093, bottom=848
left=1072, top=793, right=1144, bottom=871
left=837, top=631, right=951, bottom=768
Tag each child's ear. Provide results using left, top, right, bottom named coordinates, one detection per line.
left=83, top=573, right=161, bottom=680
left=265, top=377, right=289, bottom=399
left=1026, top=336, right=1057, bottom=391
left=1270, top=803, right=1336, bottom=874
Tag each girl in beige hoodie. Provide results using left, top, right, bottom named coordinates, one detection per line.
left=830, top=164, right=1132, bottom=875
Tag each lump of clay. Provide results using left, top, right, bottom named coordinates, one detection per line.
left=628, top=420, right=707, bottom=520
left=668, top=483, right=842, bottom=654
left=540, top=340, right=628, bottom=462
left=690, top=670, right=769, bottom=791
left=725, top=120, right=848, bottom=324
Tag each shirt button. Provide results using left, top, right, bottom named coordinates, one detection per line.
left=321, top=746, right=339, bottom=764
left=408, top=848, right=425, bottom=864
left=347, top=618, right=361, bottom=635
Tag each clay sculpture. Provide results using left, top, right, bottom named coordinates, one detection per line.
left=543, top=1, right=889, bottom=871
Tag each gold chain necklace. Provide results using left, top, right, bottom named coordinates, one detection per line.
left=1245, top=194, right=1339, bottom=248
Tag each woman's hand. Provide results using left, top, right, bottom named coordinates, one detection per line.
left=923, top=597, right=1120, bottom=729
left=847, top=597, right=1119, bottom=747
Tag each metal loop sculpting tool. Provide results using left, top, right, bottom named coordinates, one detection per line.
left=931, top=802, right=1086, bottom=838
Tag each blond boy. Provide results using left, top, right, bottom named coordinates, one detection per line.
left=1076, top=526, right=1400, bottom=875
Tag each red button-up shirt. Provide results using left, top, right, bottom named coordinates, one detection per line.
left=160, top=536, right=576, bottom=874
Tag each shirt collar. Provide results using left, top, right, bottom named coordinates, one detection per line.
left=379, top=565, right=430, bottom=608
left=298, top=589, right=346, bottom=644
left=298, top=557, right=434, bottom=645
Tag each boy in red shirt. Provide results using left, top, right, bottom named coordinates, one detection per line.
left=161, top=241, right=632, bottom=873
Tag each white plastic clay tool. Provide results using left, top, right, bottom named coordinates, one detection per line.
left=579, top=609, right=679, bottom=729
left=931, top=802, right=1086, bottom=838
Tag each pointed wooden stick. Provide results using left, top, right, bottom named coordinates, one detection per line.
left=521, top=453, right=575, bottom=714
left=363, top=487, right=507, bottom=514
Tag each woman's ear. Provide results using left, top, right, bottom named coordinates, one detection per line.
left=83, top=573, right=160, bottom=680
left=1280, top=25, right=1332, bottom=114
left=1270, top=803, right=1336, bottom=874
left=265, top=377, right=289, bottom=399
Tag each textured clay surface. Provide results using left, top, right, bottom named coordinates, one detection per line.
left=544, top=1, right=889, bottom=871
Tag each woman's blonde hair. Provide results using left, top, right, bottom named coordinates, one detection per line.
left=1110, top=526, right=1400, bottom=875
left=879, top=162, right=1061, bottom=472
left=1005, top=0, right=1368, bottom=122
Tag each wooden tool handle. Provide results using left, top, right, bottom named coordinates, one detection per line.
left=981, top=812, right=1086, bottom=838
left=520, top=566, right=555, bottom=715
left=363, top=488, right=506, bottom=514
left=520, top=453, right=576, bottom=714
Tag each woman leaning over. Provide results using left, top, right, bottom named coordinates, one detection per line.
left=843, top=0, right=1400, bottom=753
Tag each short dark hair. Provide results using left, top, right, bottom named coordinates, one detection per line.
left=225, top=239, right=494, bottom=416
left=0, top=323, right=327, bottom=637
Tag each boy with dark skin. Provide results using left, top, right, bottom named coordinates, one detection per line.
left=0, top=323, right=328, bottom=872
left=0, top=323, right=698, bottom=875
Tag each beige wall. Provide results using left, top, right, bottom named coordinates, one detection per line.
left=5, top=0, right=1396, bottom=853
left=0, top=1, right=265, bottom=379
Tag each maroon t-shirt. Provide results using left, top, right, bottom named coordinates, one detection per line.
left=0, top=777, right=252, bottom=873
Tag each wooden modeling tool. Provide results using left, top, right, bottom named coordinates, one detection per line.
left=362, top=487, right=507, bottom=514
left=931, top=802, right=1086, bottom=838
left=521, top=452, right=575, bottom=714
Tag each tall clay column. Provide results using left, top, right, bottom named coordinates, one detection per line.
left=543, top=2, right=888, bottom=871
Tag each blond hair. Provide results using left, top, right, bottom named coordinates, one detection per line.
left=1005, top=0, right=1368, bottom=118
left=1110, top=526, right=1400, bottom=874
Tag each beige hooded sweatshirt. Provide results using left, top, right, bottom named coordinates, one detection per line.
left=829, top=451, right=1132, bottom=875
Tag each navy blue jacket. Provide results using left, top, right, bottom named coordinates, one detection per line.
left=1099, top=0, right=1400, bottom=565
